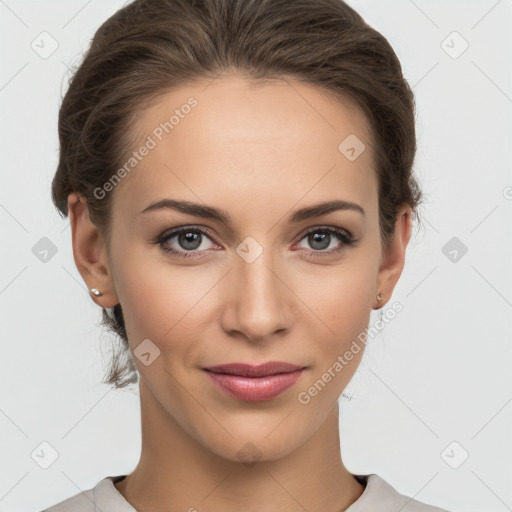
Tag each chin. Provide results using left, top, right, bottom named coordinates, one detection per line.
left=194, top=422, right=308, bottom=465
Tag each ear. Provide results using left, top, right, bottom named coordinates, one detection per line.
left=374, top=204, right=412, bottom=309
left=68, top=192, right=119, bottom=308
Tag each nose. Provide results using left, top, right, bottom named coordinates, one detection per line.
left=219, top=245, right=292, bottom=344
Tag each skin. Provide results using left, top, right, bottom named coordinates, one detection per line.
left=68, top=72, right=412, bottom=512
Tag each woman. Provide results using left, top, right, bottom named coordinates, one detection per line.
left=44, top=0, right=450, bottom=510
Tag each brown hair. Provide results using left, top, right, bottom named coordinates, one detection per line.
left=52, top=0, right=423, bottom=389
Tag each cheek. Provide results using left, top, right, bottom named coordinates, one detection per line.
left=292, top=251, right=377, bottom=389
left=111, top=246, right=218, bottom=355
left=299, top=257, right=376, bottom=340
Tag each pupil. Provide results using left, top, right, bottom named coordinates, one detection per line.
left=310, top=232, right=329, bottom=250
left=180, top=232, right=200, bottom=250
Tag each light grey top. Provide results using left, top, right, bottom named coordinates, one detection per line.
left=42, top=473, right=450, bottom=511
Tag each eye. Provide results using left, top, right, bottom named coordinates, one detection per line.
left=153, top=226, right=218, bottom=259
left=295, top=226, right=356, bottom=258
left=152, top=225, right=357, bottom=260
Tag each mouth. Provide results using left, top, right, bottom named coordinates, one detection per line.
left=202, top=362, right=307, bottom=401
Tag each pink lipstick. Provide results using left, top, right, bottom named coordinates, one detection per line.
left=203, top=362, right=306, bottom=401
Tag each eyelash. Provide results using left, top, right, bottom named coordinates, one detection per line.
left=152, top=225, right=356, bottom=260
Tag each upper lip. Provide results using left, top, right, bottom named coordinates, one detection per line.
left=203, top=362, right=306, bottom=377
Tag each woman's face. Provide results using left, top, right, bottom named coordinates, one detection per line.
left=85, top=73, right=408, bottom=462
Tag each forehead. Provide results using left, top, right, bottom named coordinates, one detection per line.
left=111, top=74, right=377, bottom=223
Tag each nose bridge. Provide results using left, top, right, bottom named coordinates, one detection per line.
left=222, top=236, right=290, bottom=341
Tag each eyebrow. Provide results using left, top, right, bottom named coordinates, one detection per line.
left=140, top=198, right=365, bottom=223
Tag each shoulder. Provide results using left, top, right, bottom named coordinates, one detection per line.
left=41, top=475, right=133, bottom=512
left=348, top=474, right=450, bottom=512
left=41, top=488, right=95, bottom=512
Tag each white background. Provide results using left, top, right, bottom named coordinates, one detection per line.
left=0, top=1, right=511, bottom=511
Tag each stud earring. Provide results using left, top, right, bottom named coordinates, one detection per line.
left=90, top=288, right=103, bottom=297
left=376, top=291, right=383, bottom=303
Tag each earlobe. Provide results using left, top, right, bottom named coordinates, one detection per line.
left=68, top=192, right=119, bottom=308
left=373, top=205, right=412, bottom=309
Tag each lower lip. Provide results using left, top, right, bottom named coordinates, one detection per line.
left=204, top=369, right=306, bottom=401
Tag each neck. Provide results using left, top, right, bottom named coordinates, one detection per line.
left=115, top=380, right=365, bottom=512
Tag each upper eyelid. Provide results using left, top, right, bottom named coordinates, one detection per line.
left=158, top=225, right=218, bottom=243
left=301, top=225, right=353, bottom=238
